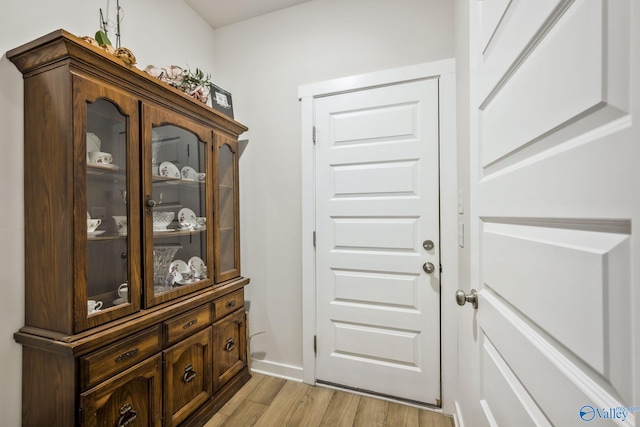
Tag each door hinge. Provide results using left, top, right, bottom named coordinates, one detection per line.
left=312, top=126, right=316, bottom=144
left=77, top=408, right=83, bottom=424
left=314, top=335, right=317, bottom=354
left=313, top=231, right=316, bottom=248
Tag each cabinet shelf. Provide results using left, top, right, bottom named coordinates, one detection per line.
left=153, top=227, right=206, bottom=238
left=152, top=175, right=206, bottom=187
left=88, top=234, right=127, bottom=242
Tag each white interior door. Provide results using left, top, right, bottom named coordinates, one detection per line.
left=458, top=0, right=639, bottom=426
left=314, top=78, right=441, bottom=404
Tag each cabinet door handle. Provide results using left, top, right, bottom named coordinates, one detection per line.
left=115, top=348, right=139, bottom=363
left=225, top=300, right=236, bottom=309
left=145, top=194, right=157, bottom=214
left=183, top=363, right=197, bottom=383
left=117, top=403, right=138, bottom=427
left=225, top=338, right=236, bottom=352
left=183, top=319, right=198, bottom=329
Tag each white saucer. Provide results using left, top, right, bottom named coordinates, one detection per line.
left=113, top=298, right=127, bottom=305
left=176, top=278, right=199, bottom=285
left=181, top=166, right=198, bottom=181
left=178, top=208, right=197, bottom=228
left=188, top=256, right=207, bottom=278
left=159, top=161, right=181, bottom=178
left=88, top=230, right=106, bottom=237
left=88, top=162, right=120, bottom=170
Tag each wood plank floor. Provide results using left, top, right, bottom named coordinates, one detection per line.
left=204, top=373, right=455, bottom=427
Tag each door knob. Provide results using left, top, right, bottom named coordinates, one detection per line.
left=423, top=262, right=435, bottom=274
left=423, top=240, right=434, bottom=251
left=456, top=289, right=478, bottom=309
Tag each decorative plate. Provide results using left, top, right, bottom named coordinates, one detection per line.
left=159, top=161, right=181, bottom=178
left=178, top=208, right=197, bottom=228
left=169, top=259, right=189, bottom=275
left=188, top=256, right=207, bottom=279
left=181, top=166, right=198, bottom=181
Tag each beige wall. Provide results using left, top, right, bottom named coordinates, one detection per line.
left=0, top=1, right=215, bottom=424
left=211, top=0, right=454, bottom=377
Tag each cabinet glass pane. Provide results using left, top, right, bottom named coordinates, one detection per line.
left=151, top=125, right=208, bottom=296
left=218, top=144, right=235, bottom=273
left=86, top=99, right=129, bottom=312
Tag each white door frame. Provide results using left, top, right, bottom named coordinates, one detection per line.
left=298, top=59, right=458, bottom=413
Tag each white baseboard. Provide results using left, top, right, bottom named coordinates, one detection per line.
left=250, top=358, right=304, bottom=382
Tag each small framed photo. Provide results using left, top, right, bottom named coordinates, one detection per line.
left=209, top=83, right=234, bottom=118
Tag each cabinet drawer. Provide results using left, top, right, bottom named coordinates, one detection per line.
left=80, top=325, right=162, bottom=390
left=165, top=303, right=212, bottom=346
left=213, top=289, right=244, bottom=320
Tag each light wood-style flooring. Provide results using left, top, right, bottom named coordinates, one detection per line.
left=205, top=373, right=455, bottom=427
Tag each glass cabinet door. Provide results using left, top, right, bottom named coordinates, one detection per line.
left=75, top=76, right=140, bottom=331
left=215, top=136, right=241, bottom=283
left=142, top=105, right=213, bottom=307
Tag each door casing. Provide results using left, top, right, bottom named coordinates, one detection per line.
left=299, top=60, right=458, bottom=413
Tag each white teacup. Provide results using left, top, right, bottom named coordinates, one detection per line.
left=196, top=173, right=206, bottom=182
left=87, top=218, right=101, bottom=232
left=88, top=151, right=113, bottom=165
left=88, top=299, right=102, bottom=313
left=112, top=216, right=127, bottom=235
left=195, top=217, right=206, bottom=228
left=117, top=283, right=128, bottom=302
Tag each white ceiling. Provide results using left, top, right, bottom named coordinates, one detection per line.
left=185, top=0, right=313, bottom=29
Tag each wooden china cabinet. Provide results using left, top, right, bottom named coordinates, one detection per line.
left=8, top=30, right=250, bottom=426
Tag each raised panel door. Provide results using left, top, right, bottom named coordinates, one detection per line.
left=458, top=1, right=640, bottom=425
left=213, top=309, right=246, bottom=391
left=314, top=78, right=441, bottom=403
left=80, top=354, right=162, bottom=427
left=163, top=327, right=213, bottom=426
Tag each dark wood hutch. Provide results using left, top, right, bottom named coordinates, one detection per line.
left=8, top=29, right=249, bottom=426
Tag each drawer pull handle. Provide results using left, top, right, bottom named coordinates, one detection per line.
left=225, top=300, right=237, bottom=309
left=117, top=403, right=138, bottom=426
left=183, top=319, right=198, bottom=329
left=115, top=348, right=139, bottom=363
left=183, top=364, right=197, bottom=383
left=225, top=338, right=236, bottom=352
